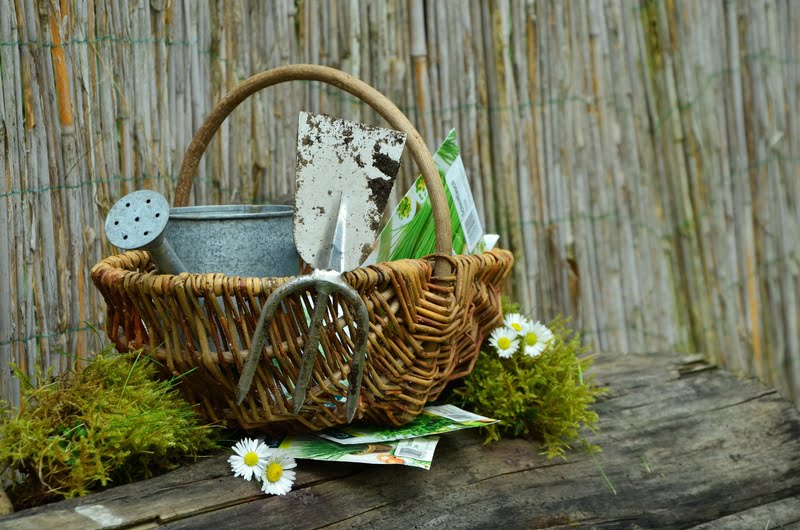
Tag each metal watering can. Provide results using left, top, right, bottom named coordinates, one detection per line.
left=104, top=191, right=298, bottom=278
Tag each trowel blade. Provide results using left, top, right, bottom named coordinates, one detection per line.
left=294, top=112, right=407, bottom=272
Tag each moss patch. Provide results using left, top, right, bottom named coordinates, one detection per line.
left=0, top=347, right=218, bottom=508
left=452, top=302, right=605, bottom=459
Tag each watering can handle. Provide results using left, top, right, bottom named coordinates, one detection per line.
left=174, top=64, right=452, bottom=276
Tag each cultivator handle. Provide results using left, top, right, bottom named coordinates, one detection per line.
left=236, top=275, right=369, bottom=423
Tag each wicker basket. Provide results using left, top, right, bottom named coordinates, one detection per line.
left=91, top=65, right=514, bottom=432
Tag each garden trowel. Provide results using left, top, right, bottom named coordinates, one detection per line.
left=236, top=112, right=407, bottom=422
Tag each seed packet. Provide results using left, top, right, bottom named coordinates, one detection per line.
left=272, top=435, right=439, bottom=470
left=362, top=130, right=486, bottom=265
left=315, top=404, right=497, bottom=445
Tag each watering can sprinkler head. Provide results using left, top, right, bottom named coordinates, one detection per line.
left=104, top=190, right=187, bottom=275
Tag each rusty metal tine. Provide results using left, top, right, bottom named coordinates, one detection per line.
left=236, top=276, right=319, bottom=405
left=236, top=273, right=369, bottom=421
left=292, top=285, right=334, bottom=414
left=346, top=291, right=370, bottom=422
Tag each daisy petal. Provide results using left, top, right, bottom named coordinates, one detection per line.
left=229, top=438, right=269, bottom=482
left=260, top=450, right=297, bottom=496
left=503, top=313, right=531, bottom=334
left=520, top=321, right=554, bottom=357
left=489, top=327, right=520, bottom=357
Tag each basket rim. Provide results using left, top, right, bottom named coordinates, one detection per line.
left=90, top=249, right=512, bottom=297
left=169, top=204, right=292, bottom=220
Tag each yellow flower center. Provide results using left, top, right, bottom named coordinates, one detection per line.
left=498, top=337, right=512, bottom=349
left=267, top=462, right=283, bottom=482
left=244, top=451, right=260, bottom=467
left=511, top=322, right=522, bottom=331
left=525, top=332, right=538, bottom=346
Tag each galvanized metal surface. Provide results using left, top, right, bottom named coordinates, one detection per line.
left=105, top=191, right=299, bottom=278
left=166, top=204, right=298, bottom=278
left=294, top=112, right=407, bottom=270
left=104, top=190, right=187, bottom=275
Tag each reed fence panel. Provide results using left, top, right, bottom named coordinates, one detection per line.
left=0, top=0, right=797, bottom=406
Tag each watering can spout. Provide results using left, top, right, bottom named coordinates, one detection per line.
left=104, top=190, right=187, bottom=275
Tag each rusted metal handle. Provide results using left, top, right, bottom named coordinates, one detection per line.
left=174, top=64, right=452, bottom=276
left=236, top=275, right=369, bottom=423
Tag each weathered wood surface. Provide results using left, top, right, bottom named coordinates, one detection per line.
left=2, top=351, right=798, bottom=530
left=1, top=0, right=799, bottom=409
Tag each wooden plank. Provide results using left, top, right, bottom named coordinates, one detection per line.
left=690, top=496, right=800, bottom=529
left=2, top=351, right=798, bottom=529
left=0, top=457, right=361, bottom=530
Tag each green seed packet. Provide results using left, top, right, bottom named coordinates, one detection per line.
left=362, top=129, right=486, bottom=265
left=274, top=435, right=439, bottom=470
left=315, top=404, right=497, bottom=445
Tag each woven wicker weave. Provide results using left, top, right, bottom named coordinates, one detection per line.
left=91, top=65, right=514, bottom=432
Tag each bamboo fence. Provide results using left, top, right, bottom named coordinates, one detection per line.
left=0, top=0, right=798, bottom=407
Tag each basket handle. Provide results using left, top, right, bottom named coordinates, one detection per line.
left=174, top=64, right=452, bottom=276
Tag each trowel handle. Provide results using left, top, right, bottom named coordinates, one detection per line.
left=174, top=64, right=452, bottom=277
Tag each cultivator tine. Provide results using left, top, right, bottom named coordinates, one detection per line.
left=236, top=278, right=311, bottom=406
left=236, top=275, right=369, bottom=423
left=346, top=292, right=370, bottom=422
left=292, top=286, right=333, bottom=414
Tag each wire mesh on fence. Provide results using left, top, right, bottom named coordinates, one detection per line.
left=0, top=0, right=798, bottom=408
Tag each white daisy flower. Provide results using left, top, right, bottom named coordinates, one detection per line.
left=228, top=438, right=269, bottom=482
left=261, top=450, right=297, bottom=495
left=489, top=327, right=519, bottom=358
left=503, top=313, right=530, bottom=335
left=520, top=321, right=554, bottom=358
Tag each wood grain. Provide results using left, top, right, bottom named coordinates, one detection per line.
left=1, top=351, right=798, bottom=529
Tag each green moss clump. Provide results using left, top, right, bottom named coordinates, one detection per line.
left=453, top=313, right=605, bottom=459
left=0, top=348, right=218, bottom=508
